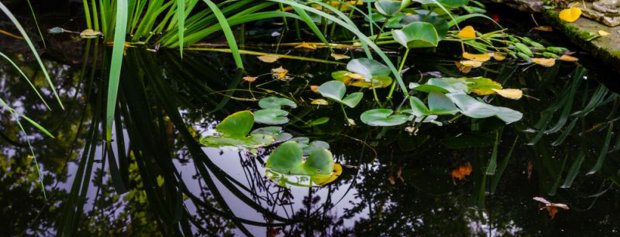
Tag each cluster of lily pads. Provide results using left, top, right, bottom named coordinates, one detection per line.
left=200, top=110, right=341, bottom=187
left=315, top=58, right=524, bottom=127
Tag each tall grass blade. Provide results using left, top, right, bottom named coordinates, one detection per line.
left=25, top=0, right=46, bottom=48
left=177, top=0, right=186, bottom=57
left=0, top=1, right=64, bottom=109
left=105, top=0, right=128, bottom=141
left=203, top=0, right=244, bottom=69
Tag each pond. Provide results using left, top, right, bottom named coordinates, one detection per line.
left=1, top=1, right=619, bottom=237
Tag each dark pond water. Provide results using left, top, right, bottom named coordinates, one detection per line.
left=1, top=5, right=620, bottom=237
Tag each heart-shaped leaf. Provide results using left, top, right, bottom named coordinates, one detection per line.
left=346, top=58, right=391, bottom=79
left=401, top=14, right=449, bottom=39
left=318, top=81, right=364, bottom=108
left=361, top=108, right=410, bottom=126
left=251, top=126, right=292, bottom=142
left=341, top=92, right=364, bottom=108
left=393, top=22, right=439, bottom=48
left=216, top=110, right=254, bottom=138
left=254, top=108, right=289, bottom=125
left=259, top=96, right=297, bottom=109
left=266, top=163, right=342, bottom=187
left=332, top=71, right=393, bottom=88
left=428, top=92, right=458, bottom=115
left=266, top=141, right=335, bottom=176
left=200, top=134, right=275, bottom=148
left=446, top=92, right=523, bottom=124
left=375, top=0, right=402, bottom=16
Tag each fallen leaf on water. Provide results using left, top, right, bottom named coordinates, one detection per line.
left=533, top=25, right=553, bottom=32
left=271, top=66, right=292, bottom=81
left=457, top=26, right=476, bottom=39
left=310, top=85, right=320, bottom=93
left=491, top=52, right=507, bottom=61
left=559, top=7, right=581, bottom=23
left=311, top=98, right=329, bottom=105
left=331, top=53, right=350, bottom=60
left=533, top=197, right=569, bottom=219
left=493, top=88, right=523, bottom=100
left=80, top=29, right=103, bottom=38
left=459, top=60, right=483, bottom=68
left=451, top=162, right=472, bottom=181
left=558, top=54, right=579, bottom=62
left=258, top=54, right=280, bottom=63
left=598, top=30, right=610, bottom=36
left=243, top=76, right=257, bottom=82
left=463, top=52, right=491, bottom=62
left=294, top=42, right=318, bottom=51
left=531, top=58, right=556, bottom=67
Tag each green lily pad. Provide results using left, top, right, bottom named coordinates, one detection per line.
left=462, top=77, right=502, bottom=95
left=375, top=0, right=402, bottom=16
left=393, top=22, right=439, bottom=48
left=265, top=163, right=342, bottom=187
left=446, top=92, right=523, bottom=124
left=346, top=58, right=391, bottom=79
left=318, top=81, right=364, bottom=108
left=254, top=108, right=289, bottom=125
left=425, top=78, right=469, bottom=93
left=360, top=108, right=410, bottom=126
left=306, top=117, right=330, bottom=127
left=290, top=137, right=331, bottom=155
left=266, top=141, right=335, bottom=176
left=401, top=14, right=449, bottom=39
left=251, top=126, right=292, bottom=142
left=332, top=71, right=393, bottom=88
left=199, top=134, right=275, bottom=148
left=438, top=0, right=469, bottom=8
left=216, top=110, right=254, bottom=138
left=428, top=92, right=458, bottom=115
left=258, top=96, right=297, bottom=109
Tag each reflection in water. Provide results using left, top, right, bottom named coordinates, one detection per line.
left=1, top=37, right=619, bottom=237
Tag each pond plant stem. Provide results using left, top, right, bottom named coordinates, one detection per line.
left=387, top=48, right=411, bottom=100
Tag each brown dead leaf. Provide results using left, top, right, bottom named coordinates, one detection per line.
left=463, top=52, right=491, bottom=62
left=243, top=76, right=257, bottom=83
left=294, top=42, right=318, bottom=51
left=531, top=58, right=556, bottom=67
left=451, top=162, right=472, bottom=181
left=258, top=54, right=280, bottom=63
left=310, top=85, right=320, bottom=93
left=271, top=66, right=292, bottom=81
left=533, top=26, right=553, bottom=32
left=558, top=54, right=579, bottom=62
left=493, top=88, right=523, bottom=100
left=533, top=197, right=569, bottom=219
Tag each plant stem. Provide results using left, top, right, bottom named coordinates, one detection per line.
left=387, top=48, right=410, bottom=100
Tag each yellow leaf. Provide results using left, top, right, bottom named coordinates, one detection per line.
left=492, top=52, right=507, bottom=61
left=310, top=85, right=319, bottom=93
left=463, top=52, right=491, bottom=62
left=457, top=26, right=476, bottom=39
left=531, top=58, right=556, bottom=67
left=311, top=98, right=329, bottom=105
left=294, top=42, right=318, bottom=50
left=558, top=54, right=579, bottom=62
left=598, top=30, right=610, bottom=36
left=459, top=60, right=483, bottom=68
left=532, top=25, right=553, bottom=32
left=242, top=76, right=257, bottom=82
left=493, top=88, right=523, bottom=100
left=313, top=164, right=343, bottom=185
left=559, top=7, right=581, bottom=23
left=271, top=66, right=291, bottom=81
left=80, top=29, right=103, bottom=38
left=331, top=53, right=350, bottom=60
left=258, top=54, right=280, bottom=63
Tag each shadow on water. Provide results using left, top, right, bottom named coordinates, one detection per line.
left=1, top=31, right=620, bottom=237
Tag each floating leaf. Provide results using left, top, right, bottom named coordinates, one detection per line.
left=558, top=54, right=578, bottom=62
left=310, top=85, right=319, bottom=93
left=306, top=117, right=330, bottom=127
left=463, top=52, right=491, bottom=62
left=458, top=60, right=482, bottom=68
left=294, top=42, right=318, bottom=50
left=533, top=197, right=570, bottom=219
left=200, top=111, right=276, bottom=148
left=80, top=29, right=103, bottom=38
left=258, top=54, right=280, bottom=63
left=457, top=25, right=476, bottom=39
left=464, top=77, right=502, bottom=95
left=266, top=141, right=335, bottom=176
left=446, top=92, right=523, bottom=124
left=259, top=96, right=297, bottom=109
left=311, top=98, right=329, bottom=105
left=251, top=126, right=292, bottom=142
left=216, top=111, right=254, bottom=138
left=393, top=22, right=439, bottom=48
left=346, top=58, right=391, bottom=79
left=451, top=162, right=472, bottom=181
left=332, top=71, right=393, bottom=88
left=493, top=88, right=523, bottom=100
left=243, top=76, right=257, bottom=82
left=375, top=0, right=402, bottom=16
left=532, top=58, right=556, bottom=67
left=491, top=52, right=507, bottom=61
left=254, top=108, right=289, bottom=125
left=272, top=66, right=292, bottom=80
left=331, top=53, right=350, bottom=60
left=360, top=108, right=409, bottom=126
left=428, top=92, right=458, bottom=115
left=559, top=7, right=581, bottom=23
left=317, top=80, right=364, bottom=108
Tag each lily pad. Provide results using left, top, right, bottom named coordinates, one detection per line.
left=251, top=126, right=292, bottom=142
left=375, top=0, right=402, bottom=16
left=428, top=92, right=459, bottom=115
left=266, top=141, right=335, bottom=176
left=346, top=58, right=391, bottom=79
left=266, top=163, right=342, bottom=187
left=259, top=96, right=297, bottom=109
left=446, top=92, right=523, bottom=124
left=318, top=81, right=364, bottom=108
left=360, top=108, right=410, bottom=126
left=200, top=111, right=276, bottom=148
left=393, top=22, right=439, bottom=48
left=332, top=71, right=393, bottom=88
left=254, top=108, right=289, bottom=125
